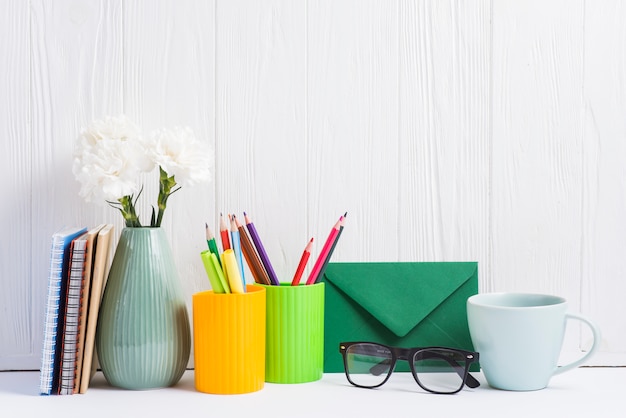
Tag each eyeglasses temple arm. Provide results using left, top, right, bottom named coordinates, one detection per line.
left=369, top=358, right=393, bottom=376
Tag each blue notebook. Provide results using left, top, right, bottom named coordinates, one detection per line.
left=39, top=226, right=87, bottom=396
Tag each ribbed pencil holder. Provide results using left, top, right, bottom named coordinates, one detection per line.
left=192, top=285, right=266, bottom=394
left=262, top=282, right=324, bottom=383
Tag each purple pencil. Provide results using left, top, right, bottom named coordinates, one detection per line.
left=243, top=212, right=280, bottom=285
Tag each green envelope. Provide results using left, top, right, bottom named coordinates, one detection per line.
left=321, top=262, right=478, bottom=373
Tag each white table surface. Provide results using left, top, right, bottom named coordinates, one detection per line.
left=1, top=368, right=623, bottom=418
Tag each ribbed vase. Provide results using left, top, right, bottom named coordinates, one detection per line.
left=96, top=227, right=191, bottom=390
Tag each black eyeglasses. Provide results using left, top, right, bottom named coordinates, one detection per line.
left=339, top=342, right=480, bottom=394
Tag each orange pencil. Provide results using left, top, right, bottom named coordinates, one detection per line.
left=291, top=238, right=314, bottom=286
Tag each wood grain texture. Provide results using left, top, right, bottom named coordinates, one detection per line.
left=29, top=0, right=124, bottom=372
left=2, top=0, right=625, bottom=369
left=492, top=0, right=585, bottom=299
left=216, top=0, right=306, bottom=281
left=122, top=0, right=215, bottom=310
left=399, top=0, right=491, bottom=277
left=581, top=0, right=626, bottom=363
left=492, top=0, right=588, bottom=359
left=0, top=0, right=32, bottom=369
left=308, top=0, right=399, bottom=262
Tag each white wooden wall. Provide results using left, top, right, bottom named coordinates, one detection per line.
left=1, top=0, right=625, bottom=370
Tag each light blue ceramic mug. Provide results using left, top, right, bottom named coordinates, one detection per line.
left=467, top=293, right=601, bottom=391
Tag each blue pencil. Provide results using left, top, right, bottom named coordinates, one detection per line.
left=230, top=215, right=246, bottom=292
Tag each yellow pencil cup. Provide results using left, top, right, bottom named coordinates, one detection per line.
left=193, top=285, right=266, bottom=394
left=262, top=282, right=325, bottom=383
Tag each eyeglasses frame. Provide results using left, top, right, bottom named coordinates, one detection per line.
left=339, top=341, right=480, bottom=394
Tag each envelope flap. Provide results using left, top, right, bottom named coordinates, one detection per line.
left=323, top=262, right=478, bottom=337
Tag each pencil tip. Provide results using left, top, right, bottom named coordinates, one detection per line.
left=344, top=211, right=348, bottom=217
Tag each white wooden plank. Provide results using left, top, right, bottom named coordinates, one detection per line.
left=492, top=0, right=588, bottom=357
left=122, top=0, right=215, bottom=237
left=581, top=0, right=626, bottom=364
left=123, top=1, right=215, bottom=368
left=492, top=0, right=585, bottom=298
left=26, top=0, right=123, bottom=371
left=398, top=0, right=491, bottom=278
left=308, top=0, right=399, bottom=263
left=215, top=0, right=306, bottom=281
left=0, top=0, right=32, bottom=369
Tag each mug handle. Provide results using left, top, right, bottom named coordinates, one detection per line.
left=553, top=312, right=601, bottom=375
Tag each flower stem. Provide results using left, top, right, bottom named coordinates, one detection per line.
left=154, top=167, right=178, bottom=227
left=118, top=195, right=142, bottom=227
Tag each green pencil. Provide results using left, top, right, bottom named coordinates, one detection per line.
left=205, top=223, right=222, bottom=266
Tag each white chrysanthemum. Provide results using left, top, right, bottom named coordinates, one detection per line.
left=146, top=126, right=212, bottom=186
left=73, top=116, right=213, bottom=227
left=80, top=115, right=140, bottom=146
left=72, top=115, right=152, bottom=202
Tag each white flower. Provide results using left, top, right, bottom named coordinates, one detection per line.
left=73, top=141, right=138, bottom=202
left=72, top=115, right=152, bottom=203
left=73, top=115, right=213, bottom=227
left=79, top=115, right=141, bottom=147
left=146, top=126, right=213, bottom=187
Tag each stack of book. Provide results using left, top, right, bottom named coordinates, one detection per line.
left=39, top=224, right=114, bottom=395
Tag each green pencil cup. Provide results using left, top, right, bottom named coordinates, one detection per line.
left=262, top=282, right=325, bottom=383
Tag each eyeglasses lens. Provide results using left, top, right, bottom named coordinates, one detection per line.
left=345, top=343, right=393, bottom=387
left=412, top=349, right=467, bottom=393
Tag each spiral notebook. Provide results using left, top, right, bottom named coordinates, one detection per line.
left=39, top=226, right=87, bottom=396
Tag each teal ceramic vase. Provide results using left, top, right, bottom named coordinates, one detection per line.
left=96, top=227, right=191, bottom=390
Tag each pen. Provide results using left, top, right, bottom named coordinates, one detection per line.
left=219, top=213, right=231, bottom=252
left=230, top=215, right=246, bottom=292
left=291, top=237, right=314, bottom=286
left=306, top=216, right=343, bottom=285
left=205, top=223, right=222, bottom=267
left=244, top=212, right=280, bottom=285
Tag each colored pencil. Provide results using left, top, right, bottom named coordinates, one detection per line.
left=205, top=223, right=222, bottom=266
left=291, top=237, right=314, bottom=286
left=315, top=212, right=347, bottom=284
left=229, top=215, right=246, bottom=292
left=235, top=215, right=271, bottom=285
left=219, top=213, right=231, bottom=252
left=306, top=216, right=343, bottom=285
left=244, top=212, right=280, bottom=285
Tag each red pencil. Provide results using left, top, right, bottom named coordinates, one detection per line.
left=316, top=212, right=347, bottom=283
left=306, top=216, right=343, bottom=285
left=219, top=213, right=231, bottom=251
left=291, top=237, right=314, bottom=286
